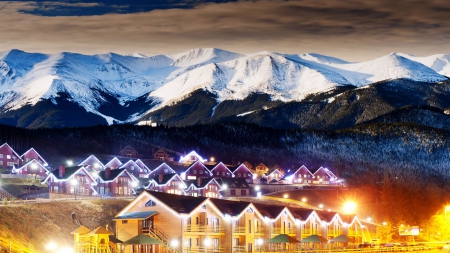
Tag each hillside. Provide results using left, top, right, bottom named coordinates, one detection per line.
left=0, top=199, right=130, bottom=253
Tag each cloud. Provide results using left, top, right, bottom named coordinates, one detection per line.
left=0, top=0, right=449, bottom=61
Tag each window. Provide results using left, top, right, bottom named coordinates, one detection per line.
left=200, top=170, right=203, bottom=174
left=194, top=170, right=197, bottom=174
left=131, top=166, right=134, bottom=171
left=222, top=172, right=225, bottom=176
left=24, top=167, right=27, bottom=171
left=216, top=172, right=219, bottom=175
left=140, top=168, right=143, bottom=172
left=238, top=173, right=241, bottom=177
left=7, top=162, right=14, bottom=166
left=164, top=169, right=168, bottom=173
left=145, top=200, right=156, bottom=206
left=122, top=220, right=128, bottom=224
left=7, top=155, right=11, bottom=159
left=0, top=161, right=2, bottom=165
left=248, top=220, right=252, bottom=233
left=0, top=154, right=3, bottom=158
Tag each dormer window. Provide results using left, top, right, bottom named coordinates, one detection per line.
left=145, top=200, right=156, bottom=207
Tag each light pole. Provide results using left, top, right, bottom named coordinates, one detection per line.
left=71, top=178, right=78, bottom=200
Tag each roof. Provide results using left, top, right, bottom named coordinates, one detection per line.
left=217, top=178, right=250, bottom=188
left=21, top=148, right=48, bottom=165
left=49, top=166, right=85, bottom=180
left=122, top=234, right=163, bottom=245
left=208, top=198, right=251, bottom=216
left=227, top=164, right=252, bottom=174
left=71, top=225, right=91, bottom=235
left=144, top=190, right=208, bottom=214
left=152, top=174, right=179, bottom=185
left=88, top=226, right=114, bottom=235
left=115, top=211, right=157, bottom=220
left=252, top=203, right=285, bottom=219
left=0, top=143, right=23, bottom=161
left=184, top=177, right=219, bottom=189
left=98, top=168, right=132, bottom=181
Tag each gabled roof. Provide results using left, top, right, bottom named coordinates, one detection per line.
left=282, top=165, right=313, bottom=180
left=228, top=163, right=253, bottom=174
left=179, top=150, right=206, bottom=163
left=252, top=203, right=285, bottom=219
left=20, top=148, right=48, bottom=166
left=104, top=157, right=123, bottom=168
left=184, top=160, right=212, bottom=175
left=120, top=145, right=137, bottom=153
left=97, top=168, right=137, bottom=182
left=290, top=209, right=315, bottom=221
left=135, top=159, right=150, bottom=172
left=15, top=159, right=49, bottom=173
left=315, top=210, right=338, bottom=223
left=151, top=173, right=185, bottom=187
left=0, top=143, right=22, bottom=161
left=210, top=162, right=234, bottom=174
left=208, top=198, right=252, bottom=216
left=324, top=167, right=338, bottom=179
left=149, top=162, right=176, bottom=175
left=71, top=225, right=91, bottom=235
left=312, top=166, right=329, bottom=176
left=184, top=177, right=221, bottom=190
left=88, top=226, right=114, bottom=235
left=143, top=190, right=208, bottom=214
left=42, top=166, right=96, bottom=184
left=119, top=160, right=139, bottom=169
left=78, top=154, right=104, bottom=169
left=267, top=169, right=283, bottom=177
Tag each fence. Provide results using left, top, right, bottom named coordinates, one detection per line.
left=0, top=237, right=37, bottom=253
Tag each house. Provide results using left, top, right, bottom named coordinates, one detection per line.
left=43, top=165, right=97, bottom=198
left=282, top=165, right=314, bottom=184
left=148, top=162, right=176, bottom=178
left=20, top=147, right=48, bottom=166
left=184, top=177, right=222, bottom=198
left=312, top=167, right=333, bottom=185
left=0, top=143, right=22, bottom=169
left=119, top=145, right=142, bottom=158
left=179, top=151, right=206, bottom=164
left=242, top=161, right=253, bottom=171
left=135, top=159, right=151, bottom=175
left=254, top=163, right=269, bottom=174
left=229, top=163, right=254, bottom=184
left=183, top=160, right=212, bottom=180
left=104, top=157, right=123, bottom=170
left=152, top=148, right=174, bottom=161
left=271, top=164, right=285, bottom=174
left=119, top=160, right=147, bottom=178
left=78, top=155, right=105, bottom=171
left=13, top=159, right=49, bottom=178
left=209, top=162, right=234, bottom=179
left=95, top=168, right=138, bottom=196
left=217, top=178, right=251, bottom=197
left=113, top=191, right=369, bottom=253
left=265, top=169, right=284, bottom=183
left=146, top=173, right=186, bottom=195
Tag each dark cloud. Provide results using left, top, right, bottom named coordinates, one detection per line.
left=8, top=0, right=237, bottom=16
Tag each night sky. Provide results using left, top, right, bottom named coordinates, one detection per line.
left=0, top=0, right=449, bottom=61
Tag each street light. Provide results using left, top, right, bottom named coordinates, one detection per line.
left=343, top=201, right=356, bottom=214
left=67, top=160, right=73, bottom=166
left=301, top=197, right=307, bottom=203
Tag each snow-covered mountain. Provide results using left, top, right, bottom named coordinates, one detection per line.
left=0, top=48, right=448, bottom=128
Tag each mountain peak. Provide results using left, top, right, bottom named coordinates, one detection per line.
left=170, top=48, right=243, bottom=67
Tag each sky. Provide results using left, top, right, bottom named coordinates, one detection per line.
left=0, top=0, right=449, bottom=61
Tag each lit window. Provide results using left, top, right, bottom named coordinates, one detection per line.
left=7, top=155, right=11, bottom=159
left=194, top=170, right=197, bottom=174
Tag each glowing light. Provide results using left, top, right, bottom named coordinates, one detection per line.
left=31, top=163, right=38, bottom=169
left=283, top=194, right=289, bottom=199
left=46, top=242, right=57, bottom=251
left=171, top=239, right=179, bottom=248
left=319, top=204, right=324, bottom=209
left=57, top=247, right=73, bottom=253
left=132, top=181, right=138, bottom=187
left=224, top=214, right=231, bottom=221
left=343, top=201, right=356, bottom=214
left=257, top=192, right=262, bottom=198
left=67, top=160, right=73, bottom=166
left=382, top=222, right=387, bottom=226
left=257, top=238, right=264, bottom=246
left=367, top=217, right=372, bottom=222
left=71, top=179, right=78, bottom=185
left=222, top=184, right=228, bottom=190
left=204, top=238, right=211, bottom=247
left=301, top=197, right=307, bottom=202
left=255, top=185, right=260, bottom=191
left=210, top=157, right=215, bottom=162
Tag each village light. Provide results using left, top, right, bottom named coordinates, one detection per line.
left=257, top=192, right=262, bottom=198
left=171, top=239, right=179, bottom=248
left=210, top=157, right=215, bottom=162
left=46, top=242, right=57, bottom=251
left=283, top=194, right=289, bottom=199
left=57, top=247, right=73, bottom=253
left=319, top=204, right=324, bottom=209
left=255, top=185, right=260, bottom=191
left=257, top=238, right=264, bottom=253
left=31, top=163, right=38, bottom=169
left=204, top=238, right=211, bottom=247
left=367, top=217, right=372, bottom=222
left=301, top=197, right=307, bottom=203
left=132, top=181, right=138, bottom=187
left=382, top=222, right=387, bottom=226
left=222, top=184, right=228, bottom=190
left=67, top=160, right=73, bottom=166
left=343, top=201, right=356, bottom=214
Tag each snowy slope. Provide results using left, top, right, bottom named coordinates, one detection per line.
left=0, top=48, right=448, bottom=125
left=396, top=53, right=450, bottom=77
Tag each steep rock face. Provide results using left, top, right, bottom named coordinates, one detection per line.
left=0, top=48, right=448, bottom=128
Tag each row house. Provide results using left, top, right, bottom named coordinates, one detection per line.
left=208, top=162, right=233, bottom=179
left=119, top=160, right=149, bottom=178
left=119, top=145, right=142, bottom=158
left=264, top=169, right=284, bottom=183
left=229, top=164, right=254, bottom=183
left=13, top=159, right=49, bottom=178
left=183, top=160, right=213, bottom=180
left=0, top=143, right=22, bottom=168
left=282, top=166, right=339, bottom=185
left=20, top=147, right=48, bottom=166
left=96, top=168, right=138, bottom=196
left=184, top=178, right=223, bottom=198
left=114, top=191, right=368, bottom=253
left=78, top=155, right=105, bottom=172
left=218, top=178, right=251, bottom=197
left=43, top=165, right=97, bottom=196
left=146, top=173, right=187, bottom=195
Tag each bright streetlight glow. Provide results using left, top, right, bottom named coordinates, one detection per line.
left=255, top=185, right=260, bottom=191
left=67, top=160, right=73, bottom=166
left=132, top=181, right=138, bottom=187
left=204, top=238, right=211, bottom=247
left=222, top=184, right=228, bottom=190
left=283, top=194, right=289, bottom=199
left=367, top=217, right=372, bottom=222
left=46, top=242, right=57, bottom=251
left=343, top=201, right=356, bottom=214
left=210, top=157, right=215, bottom=162
left=57, top=247, right=73, bottom=253
left=257, top=192, right=262, bottom=198
left=71, top=178, right=78, bottom=185
left=301, top=197, right=307, bottom=203
left=382, top=222, right=387, bottom=226
left=171, top=239, right=179, bottom=248
left=257, top=238, right=264, bottom=246
left=319, top=204, right=324, bottom=209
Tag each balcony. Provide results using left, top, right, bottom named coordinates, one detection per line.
left=302, top=228, right=311, bottom=235
left=232, top=226, right=265, bottom=234
left=348, top=230, right=362, bottom=236
left=184, top=225, right=225, bottom=233
left=233, top=226, right=246, bottom=233
left=272, top=228, right=295, bottom=235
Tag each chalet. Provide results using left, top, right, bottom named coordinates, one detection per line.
left=78, top=155, right=105, bottom=171
left=95, top=168, right=138, bottom=196
left=242, top=161, right=253, bottom=171
left=312, top=167, right=333, bottom=185
left=324, top=168, right=339, bottom=184
left=43, top=165, right=97, bottom=197
left=113, top=191, right=369, bottom=253
left=282, top=165, right=314, bottom=184
left=119, top=145, right=142, bottom=158
left=229, top=163, right=254, bottom=184
left=179, top=151, right=206, bottom=164
left=217, top=178, right=250, bottom=197
left=119, top=160, right=147, bottom=178
left=152, top=148, right=174, bottom=161
left=254, top=163, right=269, bottom=174
left=272, top=164, right=285, bottom=174
left=148, top=162, right=176, bottom=178
left=13, top=159, right=49, bottom=178
left=146, top=173, right=186, bottom=195
left=135, top=159, right=151, bottom=175
left=104, top=157, right=123, bottom=170
left=183, top=160, right=212, bottom=180
left=20, top=148, right=48, bottom=166
left=0, top=143, right=22, bottom=169
left=184, top=177, right=222, bottom=198
left=209, top=162, right=233, bottom=179
left=265, top=169, right=284, bottom=183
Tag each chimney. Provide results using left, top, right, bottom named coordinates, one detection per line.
left=59, top=165, right=65, bottom=177
left=105, top=168, right=111, bottom=179
left=159, top=173, right=164, bottom=183
left=197, top=177, right=202, bottom=187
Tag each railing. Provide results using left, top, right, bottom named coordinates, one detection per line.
left=0, top=237, right=37, bottom=253
left=266, top=246, right=437, bottom=253
left=184, top=225, right=225, bottom=233
left=232, top=246, right=247, bottom=253
left=348, top=230, right=362, bottom=236
left=272, top=227, right=296, bottom=235
left=233, top=226, right=246, bottom=233
left=327, top=230, right=343, bottom=236
left=147, top=225, right=182, bottom=253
